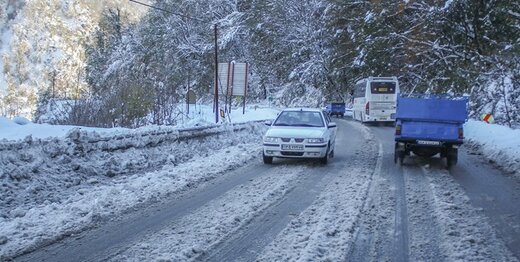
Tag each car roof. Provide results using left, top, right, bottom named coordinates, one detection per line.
left=281, top=108, right=323, bottom=112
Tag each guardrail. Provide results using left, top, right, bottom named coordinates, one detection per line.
left=0, top=121, right=267, bottom=155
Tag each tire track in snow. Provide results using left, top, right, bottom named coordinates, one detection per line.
left=13, top=144, right=272, bottom=262
left=202, top=164, right=334, bottom=262
left=348, top=124, right=408, bottom=262
left=105, top=164, right=310, bottom=261
left=402, top=162, right=444, bottom=261
left=394, top=155, right=410, bottom=262
left=255, top=120, right=382, bottom=261
left=420, top=161, right=517, bottom=262
left=346, top=142, right=396, bottom=262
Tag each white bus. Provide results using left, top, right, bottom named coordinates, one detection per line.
left=352, top=76, right=399, bottom=123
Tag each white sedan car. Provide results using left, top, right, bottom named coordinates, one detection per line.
left=262, top=108, right=337, bottom=164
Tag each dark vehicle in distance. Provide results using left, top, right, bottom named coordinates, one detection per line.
left=325, top=102, right=346, bottom=118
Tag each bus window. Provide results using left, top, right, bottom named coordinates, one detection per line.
left=354, top=82, right=366, bottom=98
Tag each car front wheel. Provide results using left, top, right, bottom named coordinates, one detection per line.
left=320, top=145, right=329, bottom=165
left=263, top=153, right=273, bottom=164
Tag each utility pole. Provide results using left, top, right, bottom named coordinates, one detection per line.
left=214, top=24, right=219, bottom=123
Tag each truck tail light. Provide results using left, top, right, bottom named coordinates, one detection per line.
left=365, top=102, right=370, bottom=115
left=395, top=124, right=402, bottom=136
left=458, top=128, right=464, bottom=139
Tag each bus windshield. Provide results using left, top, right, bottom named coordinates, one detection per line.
left=370, top=82, right=396, bottom=94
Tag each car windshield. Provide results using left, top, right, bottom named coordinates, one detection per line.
left=273, top=111, right=324, bottom=127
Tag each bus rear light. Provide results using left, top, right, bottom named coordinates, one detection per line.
left=395, top=125, right=402, bottom=136
left=458, top=128, right=464, bottom=139
left=365, top=102, right=370, bottom=115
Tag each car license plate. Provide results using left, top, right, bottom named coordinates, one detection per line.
left=417, top=140, right=441, bottom=146
left=281, top=144, right=304, bottom=151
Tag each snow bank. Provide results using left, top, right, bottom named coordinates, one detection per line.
left=0, top=117, right=128, bottom=141
left=11, top=117, right=31, bottom=125
left=0, top=104, right=279, bottom=141
left=464, top=120, right=520, bottom=178
left=0, top=121, right=267, bottom=259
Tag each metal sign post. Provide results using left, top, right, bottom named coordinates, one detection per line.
left=214, top=24, right=219, bottom=123
left=243, top=62, right=249, bottom=114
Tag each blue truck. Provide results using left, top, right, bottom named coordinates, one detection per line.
left=325, top=102, right=346, bottom=118
left=394, top=96, right=468, bottom=168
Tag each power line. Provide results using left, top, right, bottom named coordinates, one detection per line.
left=129, top=0, right=206, bottom=22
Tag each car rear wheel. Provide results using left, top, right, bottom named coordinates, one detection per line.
left=263, top=153, right=273, bottom=164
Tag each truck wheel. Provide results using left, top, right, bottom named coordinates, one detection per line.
left=394, top=144, right=399, bottom=164
left=446, top=148, right=458, bottom=168
left=394, top=143, right=405, bottom=165
left=341, top=113, right=344, bottom=118
left=263, top=153, right=273, bottom=164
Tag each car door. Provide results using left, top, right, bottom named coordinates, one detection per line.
left=322, top=111, right=336, bottom=146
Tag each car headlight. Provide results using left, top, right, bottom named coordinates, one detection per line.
left=264, top=137, right=279, bottom=143
left=308, top=138, right=325, bottom=143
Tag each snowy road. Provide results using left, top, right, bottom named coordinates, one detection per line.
left=11, top=120, right=520, bottom=261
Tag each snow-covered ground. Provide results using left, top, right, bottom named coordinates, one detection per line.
left=0, top=107, right=519, bottom=259
left=464, top=120, right=520, bottom=178
left=0, top=104, right=281, bottom=258
left=0, top=121, right=269, bottom=258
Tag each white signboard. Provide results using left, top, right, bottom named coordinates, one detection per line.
left=232, top=63, right=247, bottom=96
left=215, top=62, right=248, bottom=96
left=217, top=62, right=231, bottom=95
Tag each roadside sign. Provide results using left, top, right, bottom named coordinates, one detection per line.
left=186, top=90, right=196, bottom=104
left=481, top=113, right=494, bottom=124
left=220, top=109, right=225, bottom=118
left=215, top=62, right=248, bottom=96
left=232, top=63, right=247, bottom=96
left=217, top=62, right=231, bottom=95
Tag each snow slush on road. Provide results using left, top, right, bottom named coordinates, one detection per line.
left=0, top=122, right=267, bottom=259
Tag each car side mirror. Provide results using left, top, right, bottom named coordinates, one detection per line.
left=264, top=120, right=272, bottom=126
left=328, top=122, right=337, bottom=129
